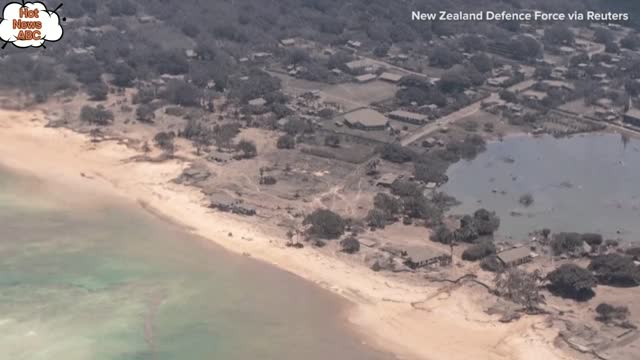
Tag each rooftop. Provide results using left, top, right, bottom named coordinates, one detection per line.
left=403, top=246, right=447, bottom=263
left=355, top=73, right=377, bottom=82
left=378, top=72, right=403, bottom=82
left=343, top=108, right=388, bottom=128
left=388, top=110, right=427, bottom=121
left=497, top=247, right=531, bottom=264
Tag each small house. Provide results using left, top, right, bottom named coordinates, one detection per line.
left=388, top=110, right=428, bottom=125
left=280, top=38, right=296, bottom=46
left=403, top=246, right=452, bottom=269
left=378, top=72, right=403, bottom=83
left=497, top=247, right=532, bottom=267
left=376, top=173, right=397, bottom=187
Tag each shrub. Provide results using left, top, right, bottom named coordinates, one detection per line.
left=324, top=134, right=340, bottom=148
left=547, top=264, right=596, bottom=300
left=154, top=131, right=175, bottom=153
left=589, top=254, right=640, bottom=287
left=136, top=104, right=155, bottom=123
left=551, top=232, right=584, bottom=255
left=80, top=105, right=113, bottom=125
left=595, top=303, right=630, bottom=323
left=472, top=209, right=500, bottom=236
left=236, top=140, right=257, bottom=159
left=519, top=193, right=534, bottom=207
left=303, top=209, right=345, bottom=239
left=581, top=233, right=603, bottom=247
left=340, top=237, right=360, bottom=254
left=480, top=255, right=504, bottom=273
left=276, top=134, right=295, bottom=149
left=380, top=143, right=414, bottom=163
left=366, top=209, right=387, bottom=229
left=431, top=225, right=453, bottom=244
left=462, top=241, right=496, bottom=261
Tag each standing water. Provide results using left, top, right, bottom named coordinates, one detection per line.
left=442, top=133, right=640, bottom=241
left=0, top=169, right=390, bottom=360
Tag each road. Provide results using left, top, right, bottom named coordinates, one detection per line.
left=400, top=92, right=498, bottom=146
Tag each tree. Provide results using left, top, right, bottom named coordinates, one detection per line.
left=80, top=105, right=113, bottom=125
left=551, top=232, right=584, bottom=255
left=473, top=208, right=500, bottom=236
left=589, top=254, right=640, bottom=287
left=432, top=225, right=453, bottom=244
left=470, top=53, right=493, bottom=73
left=236, top=140, right=257, bottom=159
left=107, top=0, right=137, bottom=16
left=373, top=193, right=402, bottom=219
left=510, top=35, right=542, bottom=61
left=340, top=237, right=360, bottom=254
left=595, top=303, right=630, bottom=324
left=594, top=28, right=614, bottom=44
left=429, top=45, right=462, bottom=68
left=547, top=264, right=596, bottom=301
left=136, top=104, right=155, bottom=123
left=519, top=193, right=534, bottom=207
left=182, top=23, right=200, bottom=38
left=276, top=134, right=295, bottom=149
left=459, top=35, right=486, bottom=53
left=303, top=209, right=345, bottom=239
left=154, top=132, right=175, bottom=154
left=112, top=63, right=135, bottom=88
left=543, top=24, right=574, bottom=45
left=480, top=255, right=504, bottom=273
left=380, top=143, right=414, bottom=163
left=324, top=134, right=340, bottom=148
left=373, top=44, right=390, bottom=57
left=87, top=81, right=108, bottom=101
left=164, top=80, right=200, bottom=107
left=621, top=34, right=640, bottom=50
left=581, top=233, right=603, bottom=247
left=495, top=269, right=544, bottom=312
left=366, top=208, right=387, bottom=229
left=462, top=240, right=496, bottom=261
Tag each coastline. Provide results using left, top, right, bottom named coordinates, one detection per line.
left=0, top=108, right=573, bottom=360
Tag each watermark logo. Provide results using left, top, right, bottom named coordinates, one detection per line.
left=0, top=2, right=64, bottom=48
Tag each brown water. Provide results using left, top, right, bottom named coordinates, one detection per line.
left=0, top=169, right=391, bottom=360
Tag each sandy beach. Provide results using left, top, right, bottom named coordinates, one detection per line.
left=0, top=108, right=573, bottom=360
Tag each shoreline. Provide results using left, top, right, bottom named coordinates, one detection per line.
left=0, top=108, right=573, bottom=360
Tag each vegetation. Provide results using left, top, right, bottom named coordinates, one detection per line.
left=462, top=240, right=496, bottom=261
left=551, top=232, right=584, bottom=255
left=380, top=143, right=414, bottom=163
left=80, top=105, right=114, bottom=125
left=277, top=134, right=296, bottom=149
left=303, top=209, right=345, bottom=239
left=236, top=140, right=257, bottom=159
left=595, top=303, right=632, bottom=326
left=154, top=131, right=175, bottom=154
left=547, top=264, right=596, bottom=301
left=519, top=193, right=534, bottom=207
left=588, top=254, right=640, bottom=287
left=340, top=237, right=360, bottom=254
left=494, top=269, right=544, bottom=312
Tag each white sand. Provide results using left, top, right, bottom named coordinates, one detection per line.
left=0, top=109, right=573, bottom=360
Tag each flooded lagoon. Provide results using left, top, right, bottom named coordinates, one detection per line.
left=442, top=133, right=640, bottom=241
left=0, top=169, right=390, bottom=360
